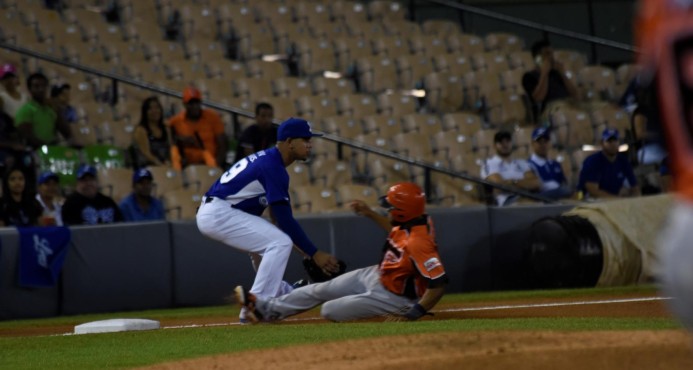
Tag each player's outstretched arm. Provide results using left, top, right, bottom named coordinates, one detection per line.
left=349, top=200, right=390, bottom=231
left=403, top=286, right=446, bottom=321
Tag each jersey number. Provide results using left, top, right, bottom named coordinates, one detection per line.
left=220, top=158, right=248, bottom=184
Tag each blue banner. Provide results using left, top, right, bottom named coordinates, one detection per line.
left=17, top=227, right=71, bottom=288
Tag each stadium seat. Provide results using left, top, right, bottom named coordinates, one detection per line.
left=273, top=77, right=313, bottom=99
left=333, top=36, right=374, bottom=73
left=335, top=93, right=378, bottom=118
left=421, top=19, right=462, bottom=36
left=312, top=77, right=355, bottom=97
left=183, top=164, right=222, bottom=193
left=335, top=183, right=380, bottom=208
left=376, top=92, right=418, bottom=117
left=83, top=144, right=126, bottom=169
left=432, top=131, right=474, bottom=161
left=311, top=158, right=352, bottom=188
left=400, top=113, right=443, bottom=136
left=441, top=112, right=483, bottom=135
left=423, top=72, right=465, bottom=113
left=446, top=33, right=485, bottom=55
left=484, top=32, right=524, bottom=53
left=98, top=167, right=134, bottom=203
left=162, top=189, right=202, bottom=221
left=288, top=162, right=312, bottom=188
left=296, top=95, right=339, bottom=119
left=361, top=114, right=402, bottom=137
left=36, top=145, right=81, bottom=188
left=147, top=165, right=185, bottom=198
left=321, top=115, right=363, bottom=139
left=577, top=65, right=617, bottom=101
left=291, top=185, right=339, bottom=213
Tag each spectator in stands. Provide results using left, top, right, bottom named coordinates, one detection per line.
left=0, top=63, right=28, bottom=118
left=35, top=171, right=64, bottom=226
left=14, top=72, right=77, bottom=148
left=631, top=82, right=667, bottom=165
left=61, top=164, right=124, bottom=225
left=577, top=129, right=640, bottom=200
left=119, top=168, right=165, bottom=222
left=234, top=102, right=276, bottom=162
left=481, top=131, right=541, bottom=206
left=0, top=167, right=44, bottom=227
left=133, top=96, right=174, bottom=169
left=50, top=83, right=77, bottom=125
left=168, top=87, right=227, bottom=169
left=522, top=40, right=579, bottom=121
left=527, top=127, right=574, bottom=200
left=0, top=103, right=30, bottom=174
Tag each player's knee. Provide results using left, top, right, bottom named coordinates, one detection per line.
left=320, top=302, right=350, bottom=322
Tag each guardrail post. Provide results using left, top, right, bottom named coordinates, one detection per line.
left=424, top=167, right=433, bottom=202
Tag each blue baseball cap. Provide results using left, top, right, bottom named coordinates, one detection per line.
left=601, top=128, right=619, bottom=141
left=532, top=127, right=550, bottom=141
left=133, top=168, right=153, bottom=183
left=277, top=118, right=323, bottom=141
left=38, top=171, right=59, bottom=184
left=76, top=164, right=97, bottom=179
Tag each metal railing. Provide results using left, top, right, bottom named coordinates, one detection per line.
left=0, top=40, right=556, bottom=204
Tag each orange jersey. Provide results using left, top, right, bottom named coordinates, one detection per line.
left=167, top=109, right=225, bottom=160
left=379, top=217, right=446, bottom=298
left=636, top=1, right=693, bottom=200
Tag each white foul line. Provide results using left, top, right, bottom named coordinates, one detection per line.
left=436, top=296, right=671, bottom=313
left=161, top=296, right=671, bottom=330
left=49, top=296, right=671, bottom=335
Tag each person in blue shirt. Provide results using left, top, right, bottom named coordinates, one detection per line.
left=527, top=127, right=574, bottom=200
left=196, top=117, right=340, bottom=323
left=119, top=168, right=165, bottom=222
left=578, top=128, right=641, bottom=199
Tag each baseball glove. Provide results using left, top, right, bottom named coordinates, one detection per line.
left=302, top=258, right=347, bottom=283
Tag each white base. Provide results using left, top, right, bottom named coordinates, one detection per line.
left=74, top=319, right=160, bottom=334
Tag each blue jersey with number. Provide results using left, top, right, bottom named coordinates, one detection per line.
left=205, top=147, right=289, bottom=216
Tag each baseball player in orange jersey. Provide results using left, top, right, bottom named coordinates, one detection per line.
left=638, top=0, right=693, bottom=331
left=235, top=182, right=448, bottom=322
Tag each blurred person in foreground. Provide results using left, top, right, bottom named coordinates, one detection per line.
left=639, top=0, right=693, bottom=333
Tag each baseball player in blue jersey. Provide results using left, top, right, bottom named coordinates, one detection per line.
left=196, top=117, right=340, bottom=323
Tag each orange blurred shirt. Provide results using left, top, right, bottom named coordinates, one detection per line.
left=379, top=217, right=446, bottom=298
left=167, top=109, right=224, bottom=164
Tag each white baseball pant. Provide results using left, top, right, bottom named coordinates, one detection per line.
left=196, top=197, right=293, bottom=300
left=255, top=265, right=415, bottom=322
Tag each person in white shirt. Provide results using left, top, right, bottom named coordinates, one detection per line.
left=35, top=171, right=64, bottom=226
left=0, top=63, right=29, bottom=118
left=481, top=130, right=541, bottom=206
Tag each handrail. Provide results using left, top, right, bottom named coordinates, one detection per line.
left=423, top=0, right=638, bottom=53
left=0, top=41, right=556, bottom=204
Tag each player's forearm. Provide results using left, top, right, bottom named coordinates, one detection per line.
left=366, top=211, right=391, bottom=231
left=417, top=286, right=445, bottom=312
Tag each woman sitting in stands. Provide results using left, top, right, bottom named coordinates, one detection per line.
left=133, top=97, right=176, bottom=169
left=0, top=167, right=44, bottom=227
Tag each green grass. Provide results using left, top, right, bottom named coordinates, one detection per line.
left=0, top=318, right=680, bottom=370
left=0, top=285, right=674, bottom=370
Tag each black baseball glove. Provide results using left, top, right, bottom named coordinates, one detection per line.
left=302, top=258, right=347, bottom=283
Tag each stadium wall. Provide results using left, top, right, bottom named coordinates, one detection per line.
left=0, top=204, right=572, bottom=320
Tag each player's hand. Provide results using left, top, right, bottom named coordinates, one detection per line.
left=312, top=250, right=340, bottom=275
left=540, top=59, right=553, bottom=74
left=349, top=200, right=371, bottom=216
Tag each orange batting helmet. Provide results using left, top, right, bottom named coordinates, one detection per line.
left=379, top=182, right=426, bottom=223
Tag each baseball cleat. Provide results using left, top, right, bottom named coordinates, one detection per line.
left=234, top=285, right=261, bottom=323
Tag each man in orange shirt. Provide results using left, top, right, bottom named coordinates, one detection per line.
left=168, top=87, right=227, bottom=169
